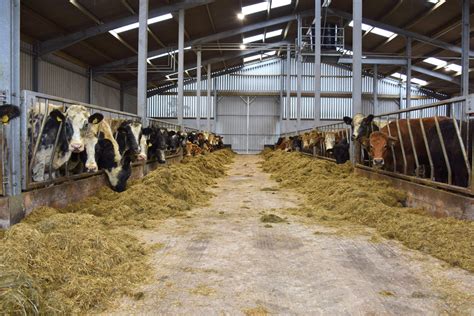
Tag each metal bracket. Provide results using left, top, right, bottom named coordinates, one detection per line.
left=466, top=94, right=474, bottom=114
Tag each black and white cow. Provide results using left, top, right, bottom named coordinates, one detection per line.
left=115, top=120, right=147, bottom=161
left=145, top=126, right=169, bottom=164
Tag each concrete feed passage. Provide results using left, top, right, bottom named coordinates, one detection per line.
left=108, top=155, right=474, bottom=315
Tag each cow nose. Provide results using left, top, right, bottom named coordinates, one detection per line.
left=71, top=143, right=83, bottom=150
left=373, top=158, right=384, bottom=166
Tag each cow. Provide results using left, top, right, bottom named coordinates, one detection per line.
left=144, top=126, right=168, bottom=163
left=89, top=118, right=134, bottom=192
left=333, top=138, right=350, bottom=164
left=29, top=105, right=102, bottom=182
left=343, top=113, right=389, bottom=144
left=0, top=104, right=20, bottom=124
left=427, top=119, right=473, bottom=187
left=115, top=120, right=147, bottom=161
left=368, top=117, right=449, bottom=176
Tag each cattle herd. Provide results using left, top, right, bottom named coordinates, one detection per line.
left=25, top=104, right=224, bottom=192
left=275, top=112, right=472, bottom=188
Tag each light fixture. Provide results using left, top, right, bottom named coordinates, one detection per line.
left=109, top=13, right=172, bottom=35
left=240, top=44, right=246, bottom=50
left=271, top=0, right=292, bottom=9
left=411, top=78, right=428, bottom=86
left=348, top=20, right=398, bottom=39
left=239, top=0, right=292, bottom=18
left=423, top=57, right=447, bottom=67
left=445, top=63, right=462, bottom=73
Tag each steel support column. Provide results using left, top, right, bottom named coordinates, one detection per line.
left=314, top=0, right=321, bottom=124
left=406, top=37, right=412, bottom=109
left=137, top=0, right=148, bottom=122
left=373, top=64, right=378, bottom=113
left=286, top=44, right=291, bottom=133
left=0, top=0, right=21, bottom=210
left=177, top=9, right=185, bottom=129
left=461, top=0, right=470, bottom=96
left=207, top=64, right=211, bottom=131
left=196, top=49, right=202, bottom=129
left=296, top=14, right=302, bottom=132
left=352, top=0, right=362, bottom=163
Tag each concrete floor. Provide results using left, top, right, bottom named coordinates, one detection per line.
left=106, top=155, right=474, bottom=315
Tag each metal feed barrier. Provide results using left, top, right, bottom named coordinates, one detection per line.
left=20, top=90, right=199, bottom=192
left=280, top=94, right=474, bottom=196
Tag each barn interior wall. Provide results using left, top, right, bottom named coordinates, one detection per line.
left=149, top=58, right=441, bottom=136
left=20, top=41, right=137, bottom=112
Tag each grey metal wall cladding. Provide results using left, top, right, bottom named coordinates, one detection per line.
left=38, top=60, right=89, bottom=103
left=20, top=51, right=33, bottom=91
left=124, top=93, right=137, bottom=114
left=281, top=97, right=352, bottom=120
left=92, top=81, right=120, bottom=111
left=147, top=95, right=215, bottom=118
left=216, top=96, right=278, bottom=153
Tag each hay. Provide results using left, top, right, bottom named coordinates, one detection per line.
left=261, top=150, right=474, bottom=272
left=260, top=214, right=285, bottom=223
left=0, top=150, right=234, bottom=314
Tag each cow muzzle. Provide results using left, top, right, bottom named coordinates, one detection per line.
left=373, top=158, right=384, bottom=167
left=70, top=143, right=84, bottom=152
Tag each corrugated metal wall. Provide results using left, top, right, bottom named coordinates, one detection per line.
left=148, top=58, right=440, bottom=123
left=20, top=41, right=135, bottom=112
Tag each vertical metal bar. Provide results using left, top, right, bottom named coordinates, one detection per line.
left=386, top=117, right=397, bottom=172
left=314, top=0, right=321, bottom=125
left=137, top=0, right=148, bottom=123
left=396, top=119, right=407, bottom=174
left=461, top=0, right=469, bottom=96
left=32, top=46, right=39, bottom=92
left=296, top=15, right=302, bottom=132
left=373, top=64, right=378, bottom=113
left=279, top=57, right=284, bottom=134
left=177, top=9, right=185, bottom=130
left=213, top=79, right=217, bottom=133
left=450, top=108, right=470, bottom=186
left=434, top=116, right=451, bottom=185
left=196, top=48, right=201, bottom=130
left=286, top=44, right=291, bottom=133
left=419, top=117, right=434, bottom=180
left=406, top=117, right=419, bottom=176
left=406, top=37, right=412, bottom=109
left=352, top=0, right=362, bottom=164
left=246, top=96, right=250, bottom=154
left=0, top=0, right=21, bottom=199
left=206, top=64, right=211, bottom=131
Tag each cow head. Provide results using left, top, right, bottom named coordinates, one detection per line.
left=111, top=150, right=134, bottom=192
left=116, top=121, right=141, bottom=157
left=369, top=131, right=398, bottom=168
left=167, top=130, right=181, bottom=152
left=52, top=106, right=103, bottom=170
left=0, top=104, right=20, bottom=124
left=152, top=128, right=168, bottom=163
left=344, top=113, right=378, bottom=144
left=333, top=138, right=350, bottom=164
left=324, top=132, right=337, bottom=153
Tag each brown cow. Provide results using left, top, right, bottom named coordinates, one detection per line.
left=369, top=117, right=449, bottom=176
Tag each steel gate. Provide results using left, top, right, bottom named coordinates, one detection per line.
left=216, top=96, right=279, bottom=154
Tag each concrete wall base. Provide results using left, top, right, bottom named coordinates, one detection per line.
left=354, top=168, right=474, bottom=221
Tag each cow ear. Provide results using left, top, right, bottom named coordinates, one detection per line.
left=88, top=113, right=103, bottom=124
left=142, top=127, right=153, bottom=135
left=0, top=104, right=20, bottom=123
left=343, top=116, right=352, bottom=125
left=49, top=109, right=65, bottom=124
left=366, top=114, right=375, bottom=123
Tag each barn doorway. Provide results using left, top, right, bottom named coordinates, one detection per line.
left=216, top=96, right=280, bottom=154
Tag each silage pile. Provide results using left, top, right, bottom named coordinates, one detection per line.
left=261, top=150, right=474, bottom=272
left=0, top=149, right=234, bottom=314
